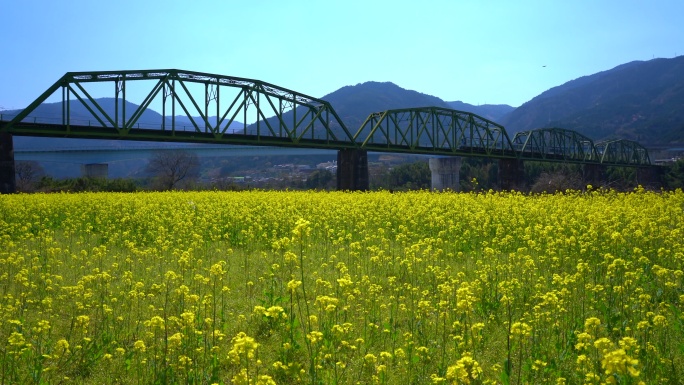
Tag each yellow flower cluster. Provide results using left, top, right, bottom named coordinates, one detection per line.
left=446, top=354, right=483, bottom=384
left=0, top=188, right=682, bottom=383
left=228, top=332, right=258, bottom=363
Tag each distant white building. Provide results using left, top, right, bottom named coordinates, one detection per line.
left=316, top=160, right=337, bottom=173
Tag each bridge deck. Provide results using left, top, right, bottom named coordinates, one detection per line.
left=0, top=69, right=654, bottom=167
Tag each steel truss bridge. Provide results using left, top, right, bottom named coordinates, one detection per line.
left=0, top=69, right=651, bottom=167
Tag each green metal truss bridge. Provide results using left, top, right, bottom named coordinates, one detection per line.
left=0, top=69, right=652, bottom=167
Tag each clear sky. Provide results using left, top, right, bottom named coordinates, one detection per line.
left=1, top=0, right=683, bottom=111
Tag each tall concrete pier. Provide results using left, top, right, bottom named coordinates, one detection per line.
left=429, top=157, right=462, bottom=191
left=0, top=133, right=16, bottom=194
left=498, top=158, right=525, bottom=191
left=337, top=149, right=369, bottom=191
left=637, top=166, right=663, bottom=189
left=583, top=164, right=607, bottom=187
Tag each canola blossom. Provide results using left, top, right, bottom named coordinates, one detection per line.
left=0, top=189, right=683, bottom=384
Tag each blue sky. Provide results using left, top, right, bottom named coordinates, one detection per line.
left=1, top=0, right=683, bottom=111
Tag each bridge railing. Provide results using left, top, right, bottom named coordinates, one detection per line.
left=0, top=112, right=258, bottom=134
left=0, top=113, right=206, bottom=132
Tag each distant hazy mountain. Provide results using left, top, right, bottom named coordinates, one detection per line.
left=501, top=56, right=684, bottom=145
left=245, top=81, right=510, bottom=140
left=320, top=81, right=451, bottom=129
left=316, top=82, right=514, bottom=139
left=445, top=101, right=515, bottom=122
left=2, top=98, right=167, bottom=128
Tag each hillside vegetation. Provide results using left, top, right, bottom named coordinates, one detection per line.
left=502, top=56, right=684, bottom=145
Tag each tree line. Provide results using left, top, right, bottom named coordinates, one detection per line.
left=12, top=150, right=684, bottom=193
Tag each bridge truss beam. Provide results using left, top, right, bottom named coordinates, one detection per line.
left=1, top=70, right=356, bottom=149
left=513, top=127, right=598, bottom=163
left=353, top=107, right=516, bottom=157
left=595, top=139, right=651, bottom=166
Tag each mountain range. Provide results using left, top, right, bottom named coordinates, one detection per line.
left=2, top=56, right=683, bottom=151
left=318, top=81, right=514, bottom=128
left=501, top=56, right=684, bottom=145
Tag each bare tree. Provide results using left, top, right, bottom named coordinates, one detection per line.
left=530, top=170, right=584, bottom=193
left=146, top=150, right=200, bottom=190
left=15, top=161, right=45, bottom=192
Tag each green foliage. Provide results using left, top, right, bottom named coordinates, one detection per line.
left=459, top=158, right=498, bottom=191
left=305, top=169, right=334, bottom=190
left=664, top=159, right=684, bottom=189
left=36, top=176, right=139, bottom=192
left=605, top=167, right=638, bottom=190
left=524, top=162, right=581, bottom=184
left=384, top=161, right=430, bottom=191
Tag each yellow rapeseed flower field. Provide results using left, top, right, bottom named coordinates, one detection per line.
left=0, top=188, right=682, bottom=384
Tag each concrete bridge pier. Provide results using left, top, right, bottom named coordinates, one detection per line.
left=337, top=149, right=369, bottom=191
left=583, top=163, right=606, bottom=188
left=0, top=133, right=16, bottom=194
left=498, top=158, right=525, bottom=191
left=429, top=157, right=461, bottom=191
left=636, top=166, right=663, bottom=189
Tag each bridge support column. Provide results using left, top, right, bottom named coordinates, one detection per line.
left=583, top=163, right=606, bottom=188
left=0, top=132, right=16, bottom=194
left=337, top=149, right=369, bottom=191
left=429, top=157, right=461, bottom=191
left=498, top=158, right=525, bottom=191
left=636, top=166, right=663, bottom=189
